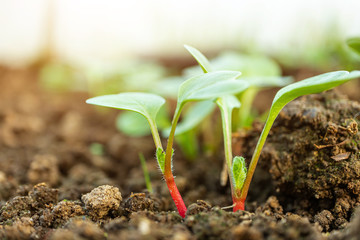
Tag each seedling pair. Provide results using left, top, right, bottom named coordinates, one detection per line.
left=188, top=46, right=360, bottom=211
left=87, top=45, right=360, bottom=217
left=87, top=57, right=249, bottom=217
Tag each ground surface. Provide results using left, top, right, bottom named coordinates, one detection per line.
left=0, top=67, right=359, bottom=239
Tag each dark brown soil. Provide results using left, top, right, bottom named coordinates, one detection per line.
left=0, top=67, right=359, bottom=239
left=263, top=91, right=359, bottom=230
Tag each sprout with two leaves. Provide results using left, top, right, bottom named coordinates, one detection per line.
left=187, top=45, right=360, bottom=211
left=86, top=50, right=250, bottom=217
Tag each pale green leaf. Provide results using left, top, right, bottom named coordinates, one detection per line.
left=86, top=92, right=165, bottom=123
left=211, top=52, right=281, bottom=77
left=116, top=111, right=150, bottom=137
left=347, top=38, right=360, bottom=55
left=116, top=106, right=170, bottom=137
left=151, top=76, right=184, bottom=98
left=241, top=76, right=293, bottom=88
left=177, top=71, right=248, bottom=107
left=216, top=95, right=241, bottom=112
left=86, top=92, right=165, bottom=149
left=184, top=45, right=212, bottom=73
left=184, top=51, right=281, bottom=78
left=271, top=71, right=360, bottom=116
left=216, top=95, right=242, bottom=189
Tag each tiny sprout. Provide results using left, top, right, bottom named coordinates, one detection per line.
left=232, top=156, right=247, bottom=194
left=139, top=153, right=153, bottom=193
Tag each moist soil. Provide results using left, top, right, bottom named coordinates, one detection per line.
left=0, top=67, right=360, bottom=240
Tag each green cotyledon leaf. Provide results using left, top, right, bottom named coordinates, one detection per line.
left=184, top=45, right=212, bottom=73
left=86, top=92, right=165, bottom=121
left=86, top=92, right=165, bottom=149
left=177, top=71, right=248, bottom=109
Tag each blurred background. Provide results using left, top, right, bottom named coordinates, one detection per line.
left=1, top=0, right=360, bottom=67
left=1, top=0, right=360, bottom=104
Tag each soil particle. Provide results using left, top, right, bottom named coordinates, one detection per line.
left=255, top=196, right=284, bottom=220
left=0, top=171, right=18, bottom=201
left=186, top=200, right=212, bottom=216
left=184, top=207, right=248, bottom=240
left=129, top=210, right=183, bottom=224
left=314, top=210, right=335, bottom=232
left=106, top=213, right=189, bottom=240
left=0, top=183, right=58, bottom=228
left=0, top=196, right=32, bottom=221
left=29, top=183, right=58, bottom=210
left=0, top=217, right=36, bottom=240
left=60, top=164, right=115, bottom=200
left=123, top=192, right=163, bottom=215
left=248, top=214, right=324, bottom=240
left=27, top=154, right=60, bottom=187
left=329, top=206, right=360, bottom=240
left=230, top=225, right=264, bottom=240
left=81, top=185, right=122, bottom=220
left=49, top=218, right=105, bottom=240
left=58, top=111, right=84, bottom=143
left=50, top=200, right=85, bottom=227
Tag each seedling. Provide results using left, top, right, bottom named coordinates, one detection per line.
left=86, top=51, right=250, bottom=217
left=139, top=153, right=153, bottom=193
left=238, top=70, right=360, bottom=210
left=186, top=45, right=360, bottom=211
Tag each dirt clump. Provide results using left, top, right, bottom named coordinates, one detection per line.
left=49, top=218, right=105, bottom=240
left=260, top=91, right=360, bottom=229
left=0, top=171, right=18, bottom=200
left=329, top=206, right=360, bottom=240
left=50, top=200, right=84, bottom=227
left=186, top=200, right=212, bottom=216
left=27, top=154, right=60, bottom=187
left=123, top=192, right=164, bottom=215
left=82, top=185, right=122, bottom=220
left=0, top=217, right=36, bottom=239
left=29, top=183, right=58, bottom=210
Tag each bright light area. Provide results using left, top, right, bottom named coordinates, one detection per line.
left=0, top=0, right=360, bottom=66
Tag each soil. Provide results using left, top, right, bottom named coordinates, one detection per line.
left=0, top=66, right=360, bottom=239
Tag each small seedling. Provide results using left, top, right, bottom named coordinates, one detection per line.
left=186, top=45, right=360, bottom=211
left=237, top=70, right=360, bottom=210
left=86, top=49, right=250, bottom=217
left=139, top=153, right=153, bottom=193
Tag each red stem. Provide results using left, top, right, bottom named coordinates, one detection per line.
left=165, top=174, right=187, bottom=218
left=232, top=188, right=245, bottom=212
left=232, top=197, right=245, bottom=212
